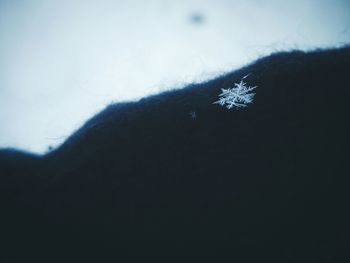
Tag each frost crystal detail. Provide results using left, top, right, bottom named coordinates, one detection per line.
left=213, top=75, right=257, bottom=109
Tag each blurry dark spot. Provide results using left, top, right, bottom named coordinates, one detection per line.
left=189, top=13, right=205, bottom=25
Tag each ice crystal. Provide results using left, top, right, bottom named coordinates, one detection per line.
left=213, top=75, right=257, bottom=109
left=189, top=111, right=197, bottom=119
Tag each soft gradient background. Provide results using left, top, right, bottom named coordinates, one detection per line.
left=1, top=0, right=350, bottom=153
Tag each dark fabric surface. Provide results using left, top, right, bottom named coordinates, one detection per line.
left=1, top=46, right=350, bottom=262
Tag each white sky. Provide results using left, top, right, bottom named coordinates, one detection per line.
left=1, top=0, right=350, bottom=153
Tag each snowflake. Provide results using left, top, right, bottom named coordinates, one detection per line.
left=213, top=75, right=257, bottom=109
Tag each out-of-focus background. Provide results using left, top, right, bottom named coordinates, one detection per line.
left=1, top=0, right=350, bottom=153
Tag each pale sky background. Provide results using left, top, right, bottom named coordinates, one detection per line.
left=1, top=0, right=350, bottom=154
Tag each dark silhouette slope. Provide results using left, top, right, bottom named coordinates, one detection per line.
left=1, top=46, right=350, bottom=262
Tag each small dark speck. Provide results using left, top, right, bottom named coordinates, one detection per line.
left=190, top=13, right=205, bottom=25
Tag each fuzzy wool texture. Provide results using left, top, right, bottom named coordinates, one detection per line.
left=1, top=46, right=350, bottom=262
